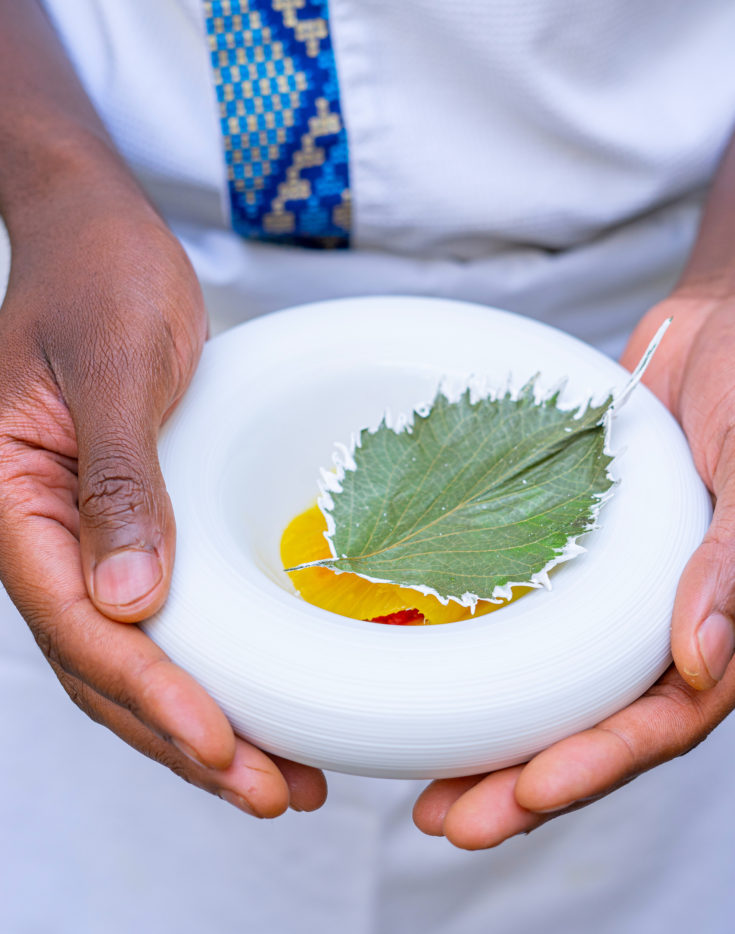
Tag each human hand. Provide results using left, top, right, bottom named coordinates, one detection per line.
left=413, top=291, right=735, bottom=848
left=0, top=176, right=326, bottom=817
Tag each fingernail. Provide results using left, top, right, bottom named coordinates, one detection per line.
left=218, top=790, right=262, bottom=818
left=697, top=612, right=735, bottom=682
left=172, top=737, right=207, bottom=768
left=93, top=549, right=162, bottom=607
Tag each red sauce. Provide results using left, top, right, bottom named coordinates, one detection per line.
left=368, top=608, right=425, bottom=626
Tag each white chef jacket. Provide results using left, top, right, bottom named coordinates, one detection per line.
left=37, top=0, right=735, bottom=354
left=1, top=1, right=735, bottom=932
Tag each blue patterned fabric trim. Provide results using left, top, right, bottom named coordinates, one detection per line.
left=204, top=0, right=351, bottom=248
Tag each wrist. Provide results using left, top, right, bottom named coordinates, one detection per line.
left=0, top=122, right=156, bottom=242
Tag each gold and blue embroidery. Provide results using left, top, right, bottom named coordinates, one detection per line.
left=204, top=0, right=351, bottom=248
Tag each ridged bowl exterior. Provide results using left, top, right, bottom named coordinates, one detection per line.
left=144, top=297, right=711, bottom=778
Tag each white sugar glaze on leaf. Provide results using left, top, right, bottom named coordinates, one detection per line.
left=286, top=319, right=671, bottom=608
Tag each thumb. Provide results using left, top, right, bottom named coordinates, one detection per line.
left=73, top=375, right=178, bottom=623
left=671, top=471, right=735, bottom=691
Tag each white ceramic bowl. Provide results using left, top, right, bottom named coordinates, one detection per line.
left=144, top=296, right=711, bottom=779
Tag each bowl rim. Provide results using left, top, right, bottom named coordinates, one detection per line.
left=144, top=296, right=711, bottom=778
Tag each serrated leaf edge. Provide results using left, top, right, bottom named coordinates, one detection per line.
left=300, top=377, right=618, bottom=611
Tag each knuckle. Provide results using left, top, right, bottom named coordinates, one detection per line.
left=149, top=743, right=192, bottom=780
left=29, top=619, right=65, bottom=671
left=88, top=656, right=167, bottom=737
left=105, top=683, right=146, bottom=723
left=148, top=744, right=212, bottom=792
left=61, top=676, right=102, bottom=725
left=703, top=526, right=735, bottom=551
left=25, top=594, right=91, bottom=681
left=707, top=421, right=735, bottom=501
left=79, top=461, right=154, bottom=529
left=694, top=538, right=735, bottom=606
left=45, top=658, right=102, bottom=725
left=595, top=725, right=637, bottom=771
left=707, top=492, right=735, bottom=543
left=644, top=680, right=712, bottom=757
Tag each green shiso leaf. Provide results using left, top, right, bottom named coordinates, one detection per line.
left=288, top=378, right=616, bottom=605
